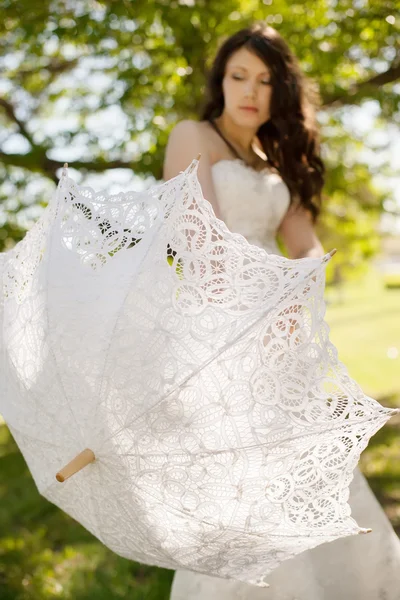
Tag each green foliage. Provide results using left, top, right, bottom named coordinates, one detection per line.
left=0, top=0, right=399, bottom=280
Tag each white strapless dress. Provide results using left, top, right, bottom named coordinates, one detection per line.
left=169, top=159, right=400, bottom=599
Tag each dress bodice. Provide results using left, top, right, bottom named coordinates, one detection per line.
left=210, top=159, right=291, bottom=255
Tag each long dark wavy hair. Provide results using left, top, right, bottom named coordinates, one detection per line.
left=199, top=23, right=325, bottom=222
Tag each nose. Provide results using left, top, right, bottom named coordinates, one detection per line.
left=244, top=81, right=256, bottom=98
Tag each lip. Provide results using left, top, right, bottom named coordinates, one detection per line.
left=240, top=106, right=259, bottom=112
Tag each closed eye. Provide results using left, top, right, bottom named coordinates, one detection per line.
left=232, top=75, right=271, bottom=85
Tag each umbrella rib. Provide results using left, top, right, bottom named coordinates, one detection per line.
left=105, top=406, right=394, bottom=460
left=97, top=413, right=393, bottom=499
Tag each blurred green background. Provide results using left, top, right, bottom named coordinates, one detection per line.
left=0, top=0, right=399, bottom=598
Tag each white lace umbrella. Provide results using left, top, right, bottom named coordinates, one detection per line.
left=0, top=157, right=397, bottom=588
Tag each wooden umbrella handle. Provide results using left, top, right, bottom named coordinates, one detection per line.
left=56, top=448, right=95, bottom=482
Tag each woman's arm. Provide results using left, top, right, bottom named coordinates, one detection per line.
left=275, top=202, right=325, bottom=340
left=163, top=120, right=222, bottom=219
left=277, top=202, right=324, bottom=259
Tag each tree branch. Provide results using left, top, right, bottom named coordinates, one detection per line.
left=0, top=98, right=36, bottom=147
left=16, top=58, right=79, bottom=79
left=322, top=62, right=400, bottom=108
left=0, top=151, right=135, bottom=175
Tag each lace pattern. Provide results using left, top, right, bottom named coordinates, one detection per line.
left=0, top=158, right=397, bottom=588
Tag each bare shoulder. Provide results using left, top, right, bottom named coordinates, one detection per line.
left=168, top=119, right=217, bottom=160
left=171, top=119, right=211, bottom=133
left=170, top=118, right=200, bottom=133
left=163, top=119, right=218, bottom=180
left=169, top=120, right=270, bottom=171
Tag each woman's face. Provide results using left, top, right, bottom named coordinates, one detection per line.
left=222, top=47, right=272, bottom=127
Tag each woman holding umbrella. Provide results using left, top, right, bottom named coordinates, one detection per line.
left=164, top=22, right=400, bottom=600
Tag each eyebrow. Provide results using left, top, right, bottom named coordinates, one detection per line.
left=229, top=64, right=270, bottom=76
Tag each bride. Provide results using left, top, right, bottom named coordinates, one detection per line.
left=163, top=23, right=400, bottom=600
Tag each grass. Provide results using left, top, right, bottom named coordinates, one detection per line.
left=325, top=268, right=400, bottom=532
left=0, top=268, right=399, bottom=598
left=325, top=268, right=400, bottom=398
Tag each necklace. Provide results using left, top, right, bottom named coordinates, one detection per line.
left=208, top=118, right=261, bottom=169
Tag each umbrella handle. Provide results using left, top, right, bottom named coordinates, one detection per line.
left=56, top=448, right=95, bottom=482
